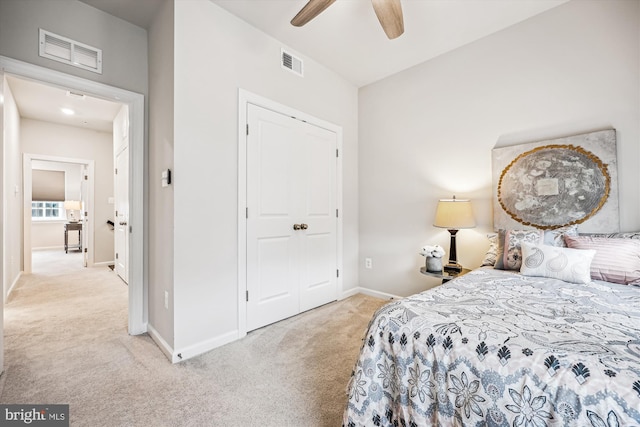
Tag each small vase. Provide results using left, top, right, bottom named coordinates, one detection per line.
left=425, top=256, right=442, bottom=273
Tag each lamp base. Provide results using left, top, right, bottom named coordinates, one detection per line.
left=443, top=263, right=462, bottom=273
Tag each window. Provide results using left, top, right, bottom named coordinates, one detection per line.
left=32, top=201, right=66, bottom=220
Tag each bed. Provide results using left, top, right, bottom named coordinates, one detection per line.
left=343, top=235, right=640, bottom=426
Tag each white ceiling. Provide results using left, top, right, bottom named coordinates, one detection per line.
left=80, top=0, right=569, bottom=87
left=8, top=0, right=569, bottom=132
left=210, top=0, right=569, bottom=87
left=6, top=76, right=122, bottom=132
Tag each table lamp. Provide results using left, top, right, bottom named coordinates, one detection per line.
left=433, top=196, right=475, bottom=273
left=64, top=200, right=82, bottom=222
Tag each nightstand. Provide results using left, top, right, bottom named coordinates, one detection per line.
left=420, top=266, right=471, bottom=284
left=64, top=222, right=82, bottom=253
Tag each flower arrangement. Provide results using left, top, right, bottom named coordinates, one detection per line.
left=420, top=244, right=445, bottom=258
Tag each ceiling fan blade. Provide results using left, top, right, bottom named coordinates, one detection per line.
left=371, top=0, right=404, bottom=39
left=291, top=0, right=336, bottom=27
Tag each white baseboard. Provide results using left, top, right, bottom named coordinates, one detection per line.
left=340, top=286, right=400, bottom=301
left=32, top=246, right=64, bottom=251
left=172, top=330, right=239, bottom=363
left=148, top=323, right=240, bottom=364
left=92, top=261, right=113, bottom=268
left=147, top=323, right=174, bottom=362
left=5, top=271, right=23, bottom=302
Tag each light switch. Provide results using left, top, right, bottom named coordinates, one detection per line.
left=161, top=169, right=171, bottom=187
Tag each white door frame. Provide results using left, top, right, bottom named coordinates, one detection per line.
left=1, top=56, right=146, bottom=335
left=237, top=88, right=343, bottom=339
left=23, top=154, right=95, bottom=272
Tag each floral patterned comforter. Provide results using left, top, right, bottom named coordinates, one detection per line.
left=343, top=268, right=640, bottom=426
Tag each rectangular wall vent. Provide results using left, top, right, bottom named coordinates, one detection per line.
left=281, top=49, right=303, bottom=77
left=66, top=90, right=86, bottom=100
left=39, top=29, right=103, bottom=74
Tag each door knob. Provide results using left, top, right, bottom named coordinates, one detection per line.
left=293, top=224, right=301, bottom=230
left=300, top=223, right=308, bottom=230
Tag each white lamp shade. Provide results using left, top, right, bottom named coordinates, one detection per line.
left=433, top=198, right=476, bottom=229
left=64, top=200, right=82, bottom=211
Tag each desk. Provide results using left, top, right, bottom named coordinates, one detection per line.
left=420, top=266, right=471, bottom=284
left=64, top=222, right=82, bottom=253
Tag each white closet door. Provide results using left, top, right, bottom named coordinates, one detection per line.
left=298, top=123, right=337, bottom=312
left=246, top=103, right=337, bottom=331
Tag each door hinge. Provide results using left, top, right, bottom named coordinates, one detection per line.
left=129, top=225, right=132, bottom=233
left=246, top=290, right=249, bottom=302
left=84, top=175, right=88, bottom=180
left=116, top=253, right=118, bottom=259
left=336, top=148, right=339, bottom=157
left=246, top=124, right=249, bottom=135
left=337, top=269, right=339, bottom=278
left=84, top=248, right=88, bottom=253
left=336, top=209, right=339, bottom=218
left=115, top=210, right=118, bottom=216
left=115, top=168, right=118, bottom=175
left=84, top=211, right=88, bottom=217
left=246, top=207, right=248, bottom=219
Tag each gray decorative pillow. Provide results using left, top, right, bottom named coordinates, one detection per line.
left=520, top=242, right=595, bottom=284
left=481, top=233, right=498, bottom=267
left=494, top=229, right=544, bottom=271
left=544, top=224, right=579, bottom=247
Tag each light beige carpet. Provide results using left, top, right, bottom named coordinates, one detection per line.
left=0, top=250, right=387, bottom=426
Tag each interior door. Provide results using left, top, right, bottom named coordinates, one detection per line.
left=246, top=103, right=337, bottom=331
left=80, top=165, right=89, bottom=267
left=115, top=145, right=129, bottom=284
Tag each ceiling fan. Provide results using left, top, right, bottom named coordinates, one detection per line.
left=291, top=0, right=404, bottom=40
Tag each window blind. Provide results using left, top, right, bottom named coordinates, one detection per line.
left=32, top=170, right=65, bottom=201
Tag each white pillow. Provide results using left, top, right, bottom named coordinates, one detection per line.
left=520, top=242, right=596, bottom=284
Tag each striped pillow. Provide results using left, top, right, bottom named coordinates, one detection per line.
left=564, top=235, right=640, bottom=285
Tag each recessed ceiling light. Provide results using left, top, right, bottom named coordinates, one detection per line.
left=61, top=108, right=75, bottom=115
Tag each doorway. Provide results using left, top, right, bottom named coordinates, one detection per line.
left=0, top=56, right=145, bottom=335
left=24, top=156, right=94, bottom=273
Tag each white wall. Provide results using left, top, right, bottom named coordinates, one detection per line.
left=21, top=119, right=115, bottom=264
left=2, top=78, right=22, bottom=300
left=31, top=223, right=64, bottom=250
left=170, top=0, right=358, bottom=354
left=358, top=0, right=640, bottom=297
left=148, top=0, right=175, bottom=348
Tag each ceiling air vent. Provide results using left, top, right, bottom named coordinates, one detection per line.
left=39, top=29, right=103, bottom=74
left=66, top=90, right=86, bottom=100
left=281, top=49, right=303, bottom=77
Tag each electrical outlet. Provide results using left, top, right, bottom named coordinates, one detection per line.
left=365, top=258, right=373, bottom=269
left=164, top=291, right=169, bottom=309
